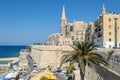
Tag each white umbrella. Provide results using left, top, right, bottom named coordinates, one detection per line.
left=5, top=72, right=14, bottom=78
left=30, top=70, right=38, bottom=76
left=12, top=59, right=19, bottom=64
left=32, top=70, right=38, bottom=73
left=5, top=71, right=19, bottom=78
left=12, top=71, right=19, bottom=78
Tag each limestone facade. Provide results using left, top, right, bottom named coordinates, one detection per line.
left=47, top=6, right=88, bottom=46
left=86, top=5, right=120, bottom=48
left=47, top=5, right=120, bottom=48
left=85, top=22, right=94, bottom=42
left=31, top=45, right=120, bottom=80
left=31, top=45, right=73, bottom=68
left=46, top=33, right=59, bottom=46
left=19, top=50, right=29, bottom=70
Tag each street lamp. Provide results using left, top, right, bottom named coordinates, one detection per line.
left=114, top=18, right=118, bottom=49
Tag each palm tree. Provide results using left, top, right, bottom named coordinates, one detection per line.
left=26, top=45, right=32, bottom=51
left=66, top=65, right=76, bottom=74
left=60, top=41, right=109, bottom=80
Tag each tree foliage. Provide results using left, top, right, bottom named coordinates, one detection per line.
left=61, top=41, right=109, bottom=80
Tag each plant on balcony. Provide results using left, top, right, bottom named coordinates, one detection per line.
left=107, top=50, right=114, bottom=60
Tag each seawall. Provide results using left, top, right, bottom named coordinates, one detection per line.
left=31, top=45, right=120, bottom=80
left=0, top=57, right=18, bottom=61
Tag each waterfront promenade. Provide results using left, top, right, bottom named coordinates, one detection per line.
left=0, top=57, right=19, bottom=72
left=0, top=57, right=18, bottom=61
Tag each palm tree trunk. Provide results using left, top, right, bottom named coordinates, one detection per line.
left=80, top=68, right=84, bottom=80
left=107, top=54, right=111, bottom=60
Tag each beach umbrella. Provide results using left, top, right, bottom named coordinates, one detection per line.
left=3, top=78, right=11, bottom=80
left=1, top=76, right=11, bottom=80
left=12, top=59, right=19, bottom=64
left=30, top=70, right=38, bottom=75
left=11, top=72, right=19, bottom=78
left=32, top=70, right=38, bottom=73
left=50, top=75, right=56, bottom=79
left=5, top=72, right=14, bottom=78
left=42, top=71, right=56, bottom=79
left=5, top=71, right=18, bottom=79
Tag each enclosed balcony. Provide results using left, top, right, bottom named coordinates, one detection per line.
left=97, top=32, right=102, bottom=37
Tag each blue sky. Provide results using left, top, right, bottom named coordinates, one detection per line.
left=0, top=0, right=120, bottom=45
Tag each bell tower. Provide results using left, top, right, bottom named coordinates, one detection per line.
left=60, top=6, right=67, bottom=36
left=102, top=4, right=106, bottom=15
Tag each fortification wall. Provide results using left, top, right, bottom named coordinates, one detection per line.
left=31, top=45, right=120, bottom=80
left=85, top=65, right=120, bottom=80
left=31, top=45, right=72, bottom=68
left=96, top=48, right=120, bottom=74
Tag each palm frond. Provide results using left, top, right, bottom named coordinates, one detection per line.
left=70, top=45, right=78, bottom=51
left=60, top=41, right=109, bottom=79
left=61, top=53, right=72, bottom=64
left=90, top=53, right=109, bottom=66
left=85, top=42, right=97, bottom=54
left=87, top=60, right=96, bottom=72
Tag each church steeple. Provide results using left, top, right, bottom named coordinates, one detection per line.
left=60, top=6, right=67, bottom=35
left=102, top=4, right=106, bottom=15
left=61, top=6, right=67, bottom=20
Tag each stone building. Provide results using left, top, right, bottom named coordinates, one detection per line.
left=30, top=45, right=120, bottom=80
left=93, top=5, right=120, bottom=48
left=47, top=5, right=120, bottom=48
left=85, top=22, right=94, bottom=42
left=46, top=33, right=59, bottom=46
left=47, top=6, right=88, bottom=46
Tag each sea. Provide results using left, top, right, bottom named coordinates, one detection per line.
left=0, top=46, right=26, bottom=64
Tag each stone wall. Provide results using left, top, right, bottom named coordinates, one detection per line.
left=96, top=48, right=120, bottom=74
left=85, top=65, right=120, bottom=80
left=31, top=45, right=73, bottom=68
left=85, top=48, right=120, bottom=80
left=31, top=46, right=120, bottom=79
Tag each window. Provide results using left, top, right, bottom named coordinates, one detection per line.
left=83, top=26, right=85, bottom=29
left=109, top=25, right=111, bottom=29
left=109, top=38, right=111, bottom=41
left=109, top=18, right=111, bottom=22
left=65, top=41, right=67, bottom=43
left=62, top=41, right=64, bottom=45
left=70, top=26, right=73, bottom=31
left=63, top=22, right=65, bottom=25
left=88, top=38, right=89, bottom=40
left=109, top=45, right=111, bottom=48
left=68, top=41, right=70, bottom=43
left=72, top=36, right=74, bottom=40
left=109, top=32, right=111, bottom=35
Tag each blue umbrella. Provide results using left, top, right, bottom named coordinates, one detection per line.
left=1, top=75, right=11, bottom=80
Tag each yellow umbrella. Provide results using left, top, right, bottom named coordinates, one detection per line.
left=50, top=75, right=56, bottom=79
left=31, top=71, right=56, bottom=80
left=43, top=74, right=51, bottom=78
left=42, top=71, right=56, bottom=80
